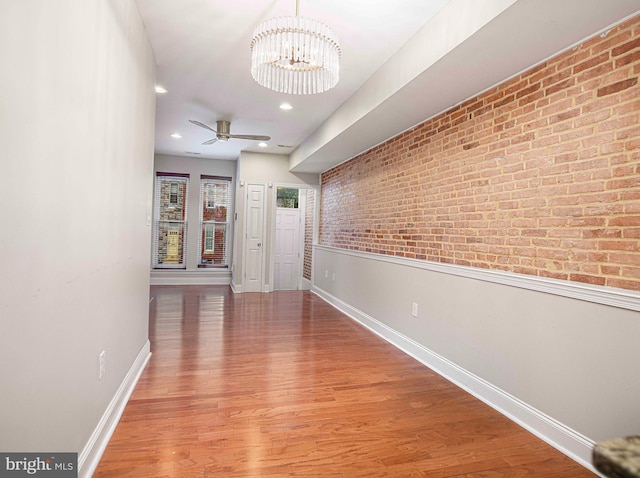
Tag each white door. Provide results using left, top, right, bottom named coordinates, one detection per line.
left=274, top=208, right=301, bottom=290
left=244, top=184, right=265, bottom=293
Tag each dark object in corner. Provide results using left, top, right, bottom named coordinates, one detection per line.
left=593, top=436, right=640, bottom=478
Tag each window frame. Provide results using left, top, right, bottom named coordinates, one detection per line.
left=152, top=172, right=189, bottom=269
left=198, top=175, right=232, bottom=268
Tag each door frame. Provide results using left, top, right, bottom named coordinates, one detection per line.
left=268, top=183, right=318, bottom=292
left=273, top=198, right=304, bottom=291
left=242, top=182, right=267, bottom=293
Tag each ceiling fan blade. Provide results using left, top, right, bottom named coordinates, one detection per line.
left=229, top=134, right=271, bottom=141
left=189, top=119, right=217, bottom=133
left=202, top=138, right=218, bottom=145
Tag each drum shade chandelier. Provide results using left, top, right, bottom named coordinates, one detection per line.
left=250, top=0, right=341, bottom=95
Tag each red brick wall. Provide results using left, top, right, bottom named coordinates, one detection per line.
left=320, top=16, right=640, bottom=291
left=304, top=189, right=315, bottom=281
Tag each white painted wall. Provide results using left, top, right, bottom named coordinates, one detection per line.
left=151, top=154, right=236, bottom=285
left=313, top=246, right=640, bottom=472
left=0, top=0, right=156, bottom=473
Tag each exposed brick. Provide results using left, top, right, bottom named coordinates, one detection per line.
left=616, top=50, right=640, bottom=67
left=549, top=108, right=581, bottom=125
left=610, top=252, right=640, bottom=266
left=607, top=277, right=640, bottom=289
left=319, top=14, right=640, bottom=292
left=573, top=52, right=610, bottom=74
left=569, top=273, right=606, bottom=286
left=598, top=240, right=639, bottom=251
left=597, top=78, right=638, bottom=97
left=592, top=28, right=632, bottom=55
left=609, top=216, right=640, bottom=227
left=611, top=36, right=640, bottom=56
left=601, top=265, right=621, bottom=275
left=578, top=63, right=614, bottom=82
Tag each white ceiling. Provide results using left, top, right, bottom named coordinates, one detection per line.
left=136, top=0, right=640, bottom=173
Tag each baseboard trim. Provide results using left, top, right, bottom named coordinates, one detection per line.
left=78, top=341, right=151, bottom=478
left=150, top=271, right=231, bottom=286
left=312, top=286, right=603, bottom=476
left=301, top=277, right=312, bottom=291
left=230, top=280, right=242, bottom=293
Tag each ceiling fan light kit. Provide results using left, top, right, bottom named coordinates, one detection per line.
left=250, top=0, right=341, bottom=95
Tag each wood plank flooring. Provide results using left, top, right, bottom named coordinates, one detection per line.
left=94, top=286, right=596, bottom=477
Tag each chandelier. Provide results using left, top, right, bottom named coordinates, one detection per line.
left=250, top=0, right=341, bottom=95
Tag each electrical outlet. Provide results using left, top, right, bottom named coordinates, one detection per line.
left=332, top=273, right=336, bottom=281
left=325, top=270, right=329, bottom=278
left=412, top=302, right=418, bottom=317
left=99, top=350, right=106, bottom=380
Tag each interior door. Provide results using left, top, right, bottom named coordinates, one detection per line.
left=244, top=184, right=265, bottom=293
left=274, top=208, right=301, bottom=290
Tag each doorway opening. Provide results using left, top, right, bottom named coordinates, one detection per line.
left=274, top=187, right=315, bottom=290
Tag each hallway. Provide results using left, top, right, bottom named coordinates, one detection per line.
left=95, top=286, right=594, bottom=477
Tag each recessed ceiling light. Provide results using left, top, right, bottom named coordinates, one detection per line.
left=279, top=102, right=293, bottom=110
left=170, top=133, right=182, bottom=139
left=258, top=142, right=268, bottom=148
left=155, top=85, right=168, bottom=94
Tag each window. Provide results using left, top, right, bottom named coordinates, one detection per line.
left=204, top=224, right=215, bottom=252
left=277, top=187, right=299, bottom=208
left=199, top=175, right=231, bottom=267
left=205, top=181, right=226, bottom=210
left=169, top=182, right=179, bottom=204
left=153, top=173, right=189, bottom=268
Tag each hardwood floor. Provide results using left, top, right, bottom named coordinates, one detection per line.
left=94, top=286, right=596, bottom=477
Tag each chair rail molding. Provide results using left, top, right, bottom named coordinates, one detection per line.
left=314, top=245, right=640, bottom=312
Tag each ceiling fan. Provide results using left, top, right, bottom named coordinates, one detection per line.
left=189, top=119, right=270, bottom=145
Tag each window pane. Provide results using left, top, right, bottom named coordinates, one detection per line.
left=204, top=224, right=214, bottom=252
left=157, top=222, right=187, bottom=265
left=199, top=176, right=231, bottom=268
left=277, top=187, right=299, bottom=208
left=200, top=223, right=227, bottom=266
left=169, top=182, right=179, bottom=204
left=153, top=174, right=188, bottom=268
left=204, top=182, right=228, bottom=220
left=159, top=180, right=186, bottom=220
